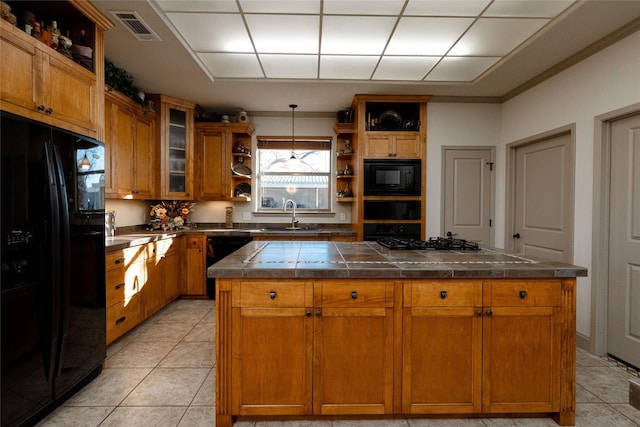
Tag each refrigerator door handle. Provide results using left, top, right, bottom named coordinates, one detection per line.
left=51, top=144, right=71, bottom=378
left=43, top=142, right=62, bottom=383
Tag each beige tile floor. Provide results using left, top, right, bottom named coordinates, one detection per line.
left=37, top=299, right=640, bottom=427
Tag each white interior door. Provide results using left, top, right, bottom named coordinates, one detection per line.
left=443, top=148, right=494, bottom=244
left=512, top=132, right=574, bottom=262
left=607, top=112, right=640, bottom=368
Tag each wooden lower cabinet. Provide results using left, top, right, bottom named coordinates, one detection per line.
left=217, top=277, right=576, bottom=427
left=185, top=235, right=207, bottom=296
left=403, top=279, right=563, bottom=415
left=144, top=237, right=182, bottom=317
left=229, top=280, right=393, bottom=416
left=402, top=280, right=483, bottom=414
left=106, top=237, right=184, bottom=344
left=105, top=246, right=146, bottom=344
left=482, top=280, right=562, bottom=414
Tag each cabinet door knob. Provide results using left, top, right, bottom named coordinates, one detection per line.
left=351, top=291, right=358, bottom=300
left=305, top=311, right=312, bottom=317
left=440, top=290, right=448, bottom=299
left=45, top=107, right=53, bottom=114
left=486, top=309, right=493, bottom=317
left=519, top=290, right=528, bottom=299
left=476, top=310, right=483, bottom=317
left=269, top=291, right=276, bottom=300
left=316, top=310, right=322, bottom=317
left=38, top=104, right=46, bottom=111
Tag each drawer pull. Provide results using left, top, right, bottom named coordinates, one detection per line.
left=269, top=291, right=277, bottom=300
left=440, top=290, right=448, bottom=299
left=519, top=290, right=528, bottom=299
left=115, top=283, right=125, bottom=290
left=351, top=291, right=358, bottom=300
left=486, top=310, right=493, bottom=317
left=115, top=257, right=125, bottom=264
left=115, top=316, right=126, bottom=325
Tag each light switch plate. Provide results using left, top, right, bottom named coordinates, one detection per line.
left=340, top=213, right=346, bottom=221
left=242, top=212, right=251, bottom=221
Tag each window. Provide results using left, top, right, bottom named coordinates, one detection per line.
left=257, top=136, right=332, bottom=212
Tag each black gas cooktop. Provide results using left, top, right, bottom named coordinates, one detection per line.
left=377, top=236, right=480, bottom=251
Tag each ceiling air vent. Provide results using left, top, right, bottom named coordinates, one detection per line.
left=110, top=11, right=161, bottom=42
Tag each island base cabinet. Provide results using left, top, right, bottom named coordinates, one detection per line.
left=313, top=307, right=394, bottom=415
left=217, top=278, right=576, bottom=427
left=231, top=308, right=313, bottom=415
left=482, top=306, right=561, bottom=413
left=402, top=307, right=483, bottom=414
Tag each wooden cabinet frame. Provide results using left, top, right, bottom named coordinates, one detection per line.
left=351, top=95, right=430, bottom=240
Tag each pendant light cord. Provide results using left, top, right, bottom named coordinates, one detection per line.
left=289, top=104, right=297, bottom=156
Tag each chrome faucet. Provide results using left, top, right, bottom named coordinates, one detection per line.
left=283, top=199, right=299, bottom=229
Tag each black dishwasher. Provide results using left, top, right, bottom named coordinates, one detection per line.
left=206, top=236, right=253, bottom=298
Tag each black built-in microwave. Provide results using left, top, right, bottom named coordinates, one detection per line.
left=363, top=159, right=421, bottom=196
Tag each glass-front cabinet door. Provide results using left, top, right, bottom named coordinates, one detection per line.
left=168, top=108, right=187, bottom=193
left=149, top=94, right=195, bottom=199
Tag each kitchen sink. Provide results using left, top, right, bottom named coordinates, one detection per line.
left=260, top=227, right=320, bottom=232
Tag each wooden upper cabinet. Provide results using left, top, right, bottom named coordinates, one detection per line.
left=0, top=2, right=112, bottom=140
left=364, top=133, right=421, bottom=158
left=148, top=94, right=196, bottom=200
left=195, top=122, right=255, bottom=201
left=104, top=90, right=156, bottom=199
left=195, top=125, right=228, bottom=201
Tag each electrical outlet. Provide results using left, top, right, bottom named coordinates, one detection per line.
left=339, top=213, right=346, bottom=221
left=242, top=212, right=251, bottom=221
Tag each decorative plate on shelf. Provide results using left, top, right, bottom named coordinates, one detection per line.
left=234, top=182, right=251, bottom=198
left=231, top=163, right=251, bottom=177
left=379, top=110, right=402, bottom=130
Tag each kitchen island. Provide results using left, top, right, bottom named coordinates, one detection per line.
left=207, top=241, right=587, bottom=427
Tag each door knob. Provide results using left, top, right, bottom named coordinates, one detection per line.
left=513, top=233, right=521, bottom=239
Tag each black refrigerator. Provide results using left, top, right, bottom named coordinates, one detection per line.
left=1, top=112, right=106, bottom=427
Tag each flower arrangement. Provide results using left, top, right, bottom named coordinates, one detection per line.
left=149, top=201, right=193, bottom=230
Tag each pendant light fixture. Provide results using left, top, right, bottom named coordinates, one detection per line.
left=280, top=104, right=306, bottom=171
left=79, top=151, right=91, bottom=170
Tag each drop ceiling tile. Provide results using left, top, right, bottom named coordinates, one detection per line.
left=167, top=13, right=253, bottom=52
left=319, top=56, right=379, bottom=80
left=157, top=0, right=238, bottom=13
left=321, top=16, right=397, bottom=55
left=198, top=53, right=264, bottom=78
left=448, top=17, right=549, bottom=56
left=483, top=0, right=575, bottom=18
left=239, top=0, right=320, bottom=14
left=260, top=54, right=318, bottom=79
left=403, top=0, right=491, bottom=17
left=245, top=15, right=319, bottom=54
left=386, top=17, right=474, bottom=55
left=373, top=56, right=440, bottom=81
left=425, top=56, right=500, bottom=81
left=323, top=0, right=405, bottom=16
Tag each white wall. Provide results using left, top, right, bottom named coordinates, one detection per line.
left=500, top=30, right=640, bottom=339
left=426, top=103, right=502, bottom=238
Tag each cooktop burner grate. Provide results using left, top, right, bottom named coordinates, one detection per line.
left=377, top=236, right=480, bottom=251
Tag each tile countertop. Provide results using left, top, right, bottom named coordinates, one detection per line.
left=207, top=240, right=588, bottom=279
